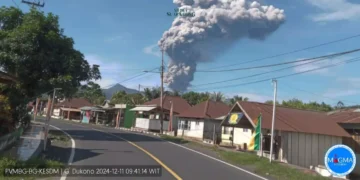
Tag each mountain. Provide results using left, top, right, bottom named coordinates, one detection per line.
left=102, top=84, right=139, bottom=100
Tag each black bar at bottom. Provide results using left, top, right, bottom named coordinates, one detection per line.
left=4, top=165, right=162, bottom=177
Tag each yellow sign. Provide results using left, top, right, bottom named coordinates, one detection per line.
left=229, top=113, right=238, bottom=125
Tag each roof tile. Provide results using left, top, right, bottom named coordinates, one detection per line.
left=238, top=101, right=350, bottom=137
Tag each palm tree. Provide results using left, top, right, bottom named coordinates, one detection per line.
left=229, top=95, right=249, bottom=105
left=143, top=87, right=161, bottom=101
left=336, top=101, right=345, bottom=109
left=210, top=92, right=225, bottom=102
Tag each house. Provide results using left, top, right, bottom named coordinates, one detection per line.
left=176, top=100, right=231, bottom=143
left=221, top=101, right=355, bottom=175
left=130, top=96, right=191, bottom=132
left=52, top=98, right=93, bottom=121
left=88, top=101, right=136, bottom=128
left=78, top=101, right=136, bottom=128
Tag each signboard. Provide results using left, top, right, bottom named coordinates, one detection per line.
left=227, top=113, right=243, bottom=125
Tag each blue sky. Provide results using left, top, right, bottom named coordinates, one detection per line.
left=3, top=0, right=360, bottom=106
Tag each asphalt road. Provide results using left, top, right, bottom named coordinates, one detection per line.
left=38, top=118, right=267, bottom=180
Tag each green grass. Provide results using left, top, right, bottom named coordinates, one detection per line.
left=0, top=157, right=65, bottom=180
left=48, top=130, right=70, bottom=143
left=161, top=135, right=329, bottom=180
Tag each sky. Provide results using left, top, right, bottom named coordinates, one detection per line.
left=2, top=0, right=360, bottom=106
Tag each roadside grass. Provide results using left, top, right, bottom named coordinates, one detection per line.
left=161, top=135, right=329, bottom=180
left=48, top=130, right=70, bottom=144
left=0, top=156, right=64, bottom=180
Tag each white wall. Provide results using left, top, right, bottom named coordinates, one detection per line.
left=177, top=119, right=204, bottom=139
left=221, top=127, right=252, bottom=146
left=149, top=119, right=169, bottom=131
left=53, top=108, right=60, bottom=116
left=135, top=118, right=150, bottom=129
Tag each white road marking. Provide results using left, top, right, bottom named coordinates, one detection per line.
left=36, top=122, right=76, bottom=180
left=54, top=120, right=268, bottom=180
left=165, top=141, right=268, bottom=180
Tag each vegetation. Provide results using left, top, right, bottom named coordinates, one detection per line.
left=229, top=95, right=249, bottom=106
left=110, top=91, right=146, bottom=106
left=75, top=81, right=106, bottom=105
left=143, top=87, right=161, bottom=101
left=0, top=7, right=100, bottom=129
left=210, top=91, right=225, bottom=102
left=181, top=91, right=211, bottom=105
left=265, top=98, right=334, bottom=112
left=161, top=135, right=329, bottom=180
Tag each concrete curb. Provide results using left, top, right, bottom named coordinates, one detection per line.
left=116, top=127, right=161, bottom=137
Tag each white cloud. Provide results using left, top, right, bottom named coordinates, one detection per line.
left=85, top=54, right=126, bottom=88
left=307, top=0, right=360, bottom=22
left=143, top=44, right=161, bottom=57
left=323, top=89, right=360, bottom=98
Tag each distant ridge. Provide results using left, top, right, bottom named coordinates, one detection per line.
left=102, top=84, right=139, bottom=100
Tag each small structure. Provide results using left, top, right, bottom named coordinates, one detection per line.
left=79, top=106, right=104, bottom=124
left=176, top=100, right=231, bottom=144
left=53, top=98, right=93, bottom=121
left=79, top=101, right=136, bottom=128
left=130, top=96, right=191, bottom=132
left=221, top=101, right=352, bottom=175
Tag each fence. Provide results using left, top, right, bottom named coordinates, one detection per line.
left=0, top=127, right=24, bottom=153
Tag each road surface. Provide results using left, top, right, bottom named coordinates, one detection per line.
left=39, top=118, right=267, bottom=180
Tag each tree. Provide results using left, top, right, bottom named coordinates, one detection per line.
left=0, top=7, right=100, bottom=127
left=0, top=7, right=101, bottom=98
left=279, top=98, right=333, bottom=112
left=265, top=100, right=280, bottom=105
left=126, top=93, right=146, bottom=106
left=110, top=91, right=127, bottom=104
left=336, top=101, right=345, bottom=109
left=143, top=87, right=161, bottom=101
left=182, top=91, right=210, bottom=106
left=210, top=92, right=225, bottom=102
left=229, top=95, right=249, bottom=105
left=75, top=81, right=105, bottom=105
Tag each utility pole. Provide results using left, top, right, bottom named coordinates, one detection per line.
left=21, top=0, right=45, bottom=7
left=44, top=88, right=61, bottom=151
left=269, top=79, right=277, bottom=163
left=160, top=50, right=164, bottom=134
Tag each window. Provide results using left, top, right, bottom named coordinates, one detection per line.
left=243, top=128, right=248, bottom=132
left=178, top=120, right=191, bottom=130
left=195, top=121, right=200, bottom=125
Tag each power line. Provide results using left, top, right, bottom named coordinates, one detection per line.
left=196, top=48, right=360, bottom=72
left=191, top=56, right=360, bottom=91
left=192, top=54, right=346, bottom=87
left=281, top=83, right=359, bottom=105
left=12, top=0, right=20, bottom=8
left=102, top=67, right=159, bottom=89
left=200, top=33, right=360, bottom=70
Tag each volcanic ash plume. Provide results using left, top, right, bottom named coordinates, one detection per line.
left=158, top=0, right=286, bottom=91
